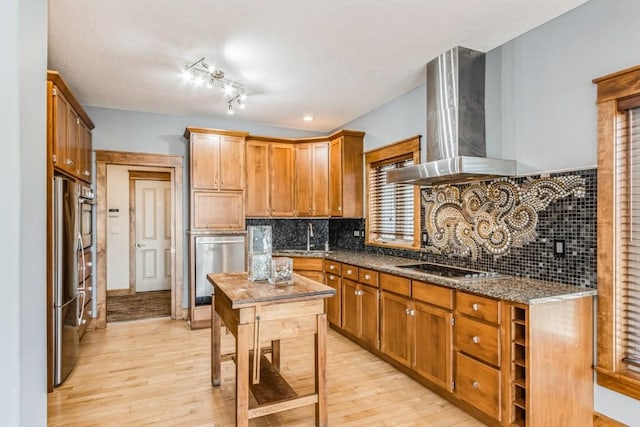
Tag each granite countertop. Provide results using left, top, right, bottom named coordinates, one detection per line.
left=273, top=249, right=596, bottom=305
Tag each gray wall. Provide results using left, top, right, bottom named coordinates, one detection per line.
left=86, top=106, right=324, bottom=306
left=0, top=0, right=47, bottom=425
left=341, top=0, right=640, bottom=424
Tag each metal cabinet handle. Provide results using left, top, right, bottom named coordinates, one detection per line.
left=364, top=274, right=371, bottom=280
left=329, top=275, right=335, bottom=280
left=65, top=159, right=74, bottom=166
left=329, top=265, right=335, bottom=270
left=347, top=269, right=352, bottom=274
left=472, top=303, right=479, bottom=311
left=410, top=309, right=416, bottom=316
left=472, top=381, right=479, bottom=390
left=354, top=290, right=359, bottom=296
left=405, top=308, right=410, bottom=315
left=472, top=336, right=480, bottom=344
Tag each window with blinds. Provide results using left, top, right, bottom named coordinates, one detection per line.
left=368, top=157, right=415, bottom=245
left=617, top=106, right=640, bottom=372
left=364, top=136, right=420, bottom=250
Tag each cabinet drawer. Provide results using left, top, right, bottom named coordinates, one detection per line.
left=380, top=273, right=410, bottom=296
left=359, top=268, right=378, bottom=286
left=455, top=316, right=500, bottom=367
left=456, top=292, right=500, bottom=324
left=325, top=271, right=341, bottom=286
left=324, top=260, right=341, bottom=275
left=293, top=257, right=323, bottom=271
left=342, top=264, right=358, bottom=281
left=412, top=280, right=453, bottom=309
left=455, top=352, right=501, bottom=421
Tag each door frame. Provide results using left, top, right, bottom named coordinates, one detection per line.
left=129, top=171, right=171, bottom=295
left=96, top=150, right=184, bottom=327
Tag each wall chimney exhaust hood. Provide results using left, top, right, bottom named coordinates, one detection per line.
left=387, top=46, right=516, bottom=186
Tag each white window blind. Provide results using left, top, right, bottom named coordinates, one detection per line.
left=368, top=157, right=415, bottom=245
left=617, top=106, right=640, bottom=371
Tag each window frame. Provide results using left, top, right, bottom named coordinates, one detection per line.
left=594, top=64, right=640, bottom=400
left=364, top=136, right=421, bottom=250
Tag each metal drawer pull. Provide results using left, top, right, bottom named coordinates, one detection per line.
left=472, top=303, right=479, bottom=311
left=347, top=269, right=352, bottom=274
left=472, top=381, right=479, bottom=389
left=329, top=265, right=335, bottom=270
left=364, top=274, right=371, bottom=280
left=472, top=335, right=480, bottom=344
left=405, top=308, right=410, bottom=315
left=329, top=275, right=335, bottom=280
left=410, top=309, right=416, bottom=316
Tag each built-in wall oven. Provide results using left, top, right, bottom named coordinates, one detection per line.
left=79, top=184, right=94, bottom=249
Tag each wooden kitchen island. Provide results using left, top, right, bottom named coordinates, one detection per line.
left=207, top=272, right=335, bottom=427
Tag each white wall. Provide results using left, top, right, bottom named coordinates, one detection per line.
left=0, top=0, right=47, bottom=425
left=341, top=0, right=640, bottom=423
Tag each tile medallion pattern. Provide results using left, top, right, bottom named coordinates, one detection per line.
left=422, top=176, right=586, bottom=260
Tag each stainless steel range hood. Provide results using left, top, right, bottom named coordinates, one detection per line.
left=387, top=46, right=516, bottom=186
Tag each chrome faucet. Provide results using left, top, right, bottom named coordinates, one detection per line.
left=306, top=223, right=314, bottom=251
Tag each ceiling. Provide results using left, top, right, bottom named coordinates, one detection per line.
left=48, top=0, right=589, bottom=132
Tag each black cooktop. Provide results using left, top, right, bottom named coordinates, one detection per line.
left=397, top=263, right=501, bottom=279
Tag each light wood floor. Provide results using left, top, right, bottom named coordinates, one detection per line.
left=48, top=318, right=484, bottom=426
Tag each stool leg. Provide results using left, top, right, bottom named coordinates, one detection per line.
left=271, top=340, right=281, bottom=371
left=315, top=313, right=328, bottom=427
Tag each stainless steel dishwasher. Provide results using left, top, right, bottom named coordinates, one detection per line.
left=194, top=235, right=245, bottom=305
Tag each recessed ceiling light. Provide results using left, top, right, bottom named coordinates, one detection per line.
left=303, top=115, right=314, bottom=122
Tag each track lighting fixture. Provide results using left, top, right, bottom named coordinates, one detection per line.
left=182, top=57, right=248, bottom=113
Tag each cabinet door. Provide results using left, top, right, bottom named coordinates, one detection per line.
left=78, top=120, right=92, bottom=182
left=193, top=191, right=244, bottom=229
left=295, top=143, right=313, bottom=216
left=324, top=272, right=341, bottom=327
left=312, top=142, right=329, bottom=216
left=380, top=291, right=411, bottom=368
left=329, top=137, right=343, bottom=216
left=191, top=133, right=220, bottom=190
left=219, top=136, right=244, bottom=190
left=270, top=143, right=295, bottom=217
left=52, top=85, right=70, bottom=172
left=245, top=141, right=271, bottom=217
left=413, top=300, right=453, bottom=391
left=67, top=107, right=79, bottom=177
left=360, top=284, right=379, bottom=349
left=341, top=279, right=359, bottom=337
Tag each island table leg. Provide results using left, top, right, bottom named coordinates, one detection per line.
left=211, top=296, right=221, bottom=387
left=315, top=313, right=328, bottom=427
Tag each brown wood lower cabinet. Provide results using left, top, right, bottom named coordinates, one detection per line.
left=380, top=276, right=453, bottom=392
left=328, top=260, right=594, bottom=427
left=342, top=278, right=379, bottom=349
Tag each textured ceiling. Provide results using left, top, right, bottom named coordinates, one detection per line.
left=48, top=0, right=589, bottom=132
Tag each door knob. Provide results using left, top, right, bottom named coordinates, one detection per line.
left=136, top=242, right=146, bottom=248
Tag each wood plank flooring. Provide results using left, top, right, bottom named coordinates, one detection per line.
left=106, top=290, right=171, bottom=322
left=48, top=318, right=484, bottom=426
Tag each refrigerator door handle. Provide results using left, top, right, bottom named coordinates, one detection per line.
left=77, top=290, right=86, bottom=325
left=77, top=233, right=85, bottom=291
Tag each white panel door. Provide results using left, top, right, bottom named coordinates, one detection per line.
left=135, top=180, right=171, bottom=292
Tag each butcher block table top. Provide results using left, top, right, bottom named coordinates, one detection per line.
left=208, top=272, right=336, bottom=308
left=207, top=272, right=334, bottom=427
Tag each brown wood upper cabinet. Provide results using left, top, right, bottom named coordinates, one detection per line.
left=47, top=71, right=94, bottom=183
left=191, top=132, right=244, bottom=191
left=295, top=142, right=329, bottom=217
left=329, top=132, right=364, bottom=218
left=246, top=139, right=295, bottom=217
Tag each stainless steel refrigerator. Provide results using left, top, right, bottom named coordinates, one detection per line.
left=53, top=175, right=82, bottom=386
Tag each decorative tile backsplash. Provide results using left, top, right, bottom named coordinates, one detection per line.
left=422, top=175, right=585, bottom=260
left=327, top=168, right=597, bottom=288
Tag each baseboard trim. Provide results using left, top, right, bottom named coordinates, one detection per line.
left=594, top=412, right=629, bottom=427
